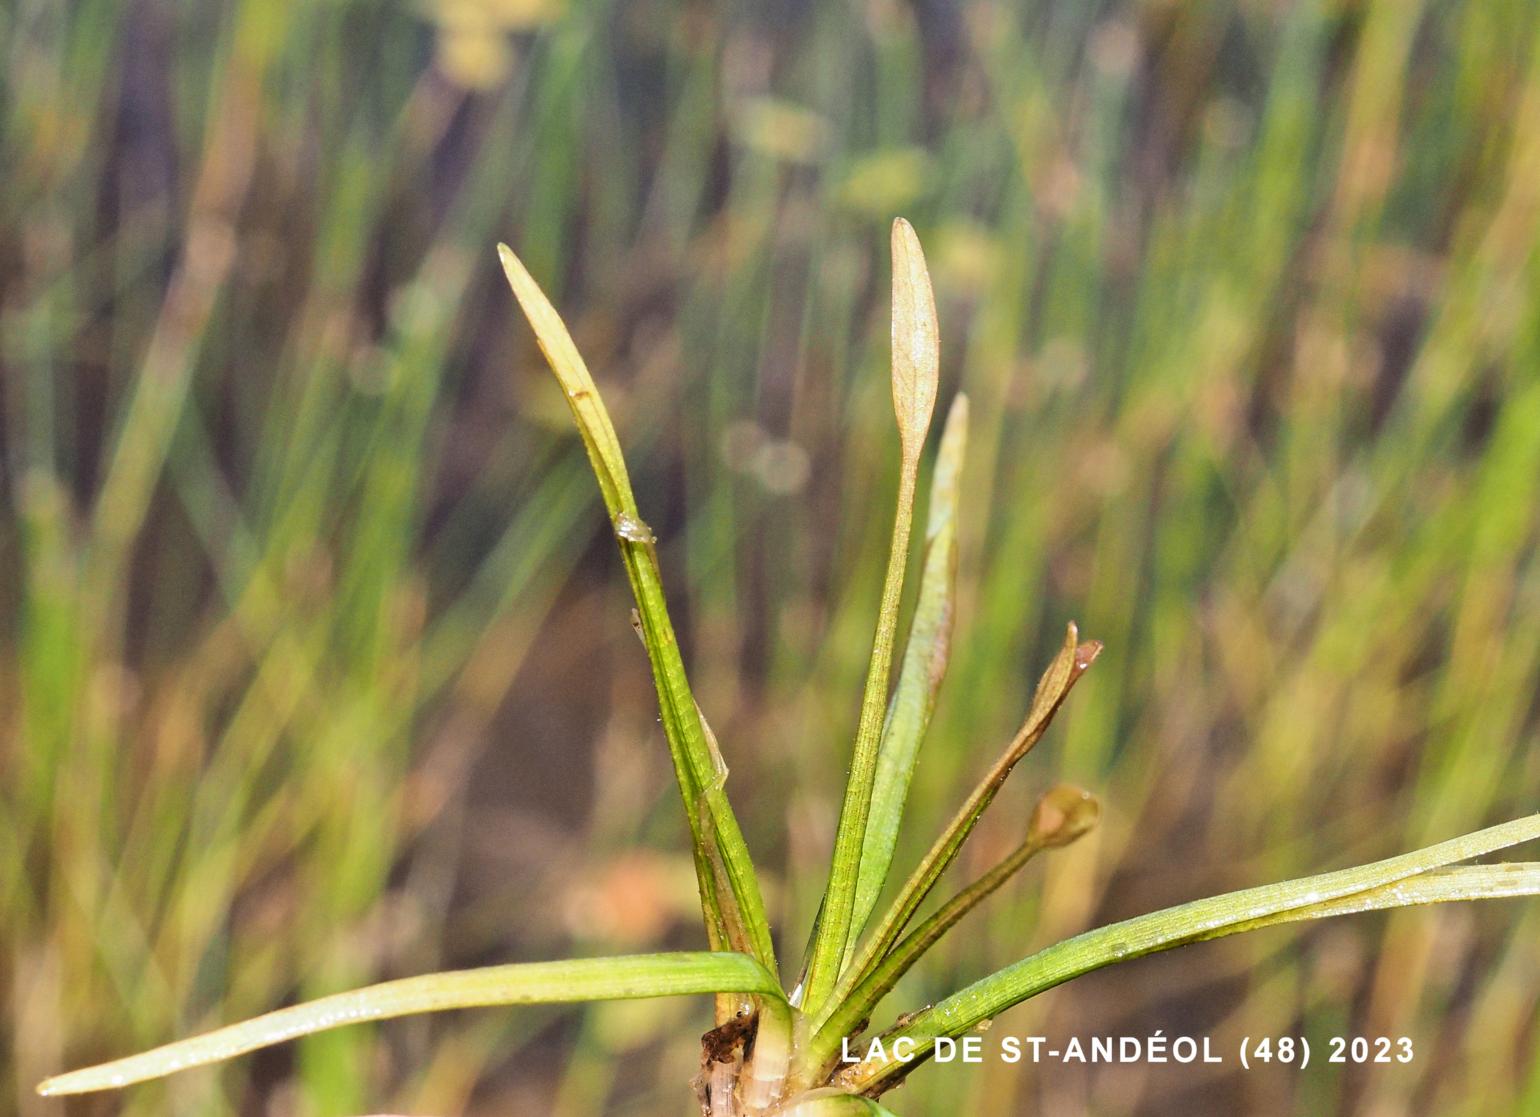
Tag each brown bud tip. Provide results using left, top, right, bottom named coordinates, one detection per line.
left=1073, top=639, right=1103, bottom=673
left=1029, top=783, right=1102, bottom=848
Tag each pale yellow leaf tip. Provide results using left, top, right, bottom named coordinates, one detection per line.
left=936, top=392, right=969, bottom=475
left=890, top=217, right=939, bottom=456
left=496, top=241, right=633, bottom=513
left=496, top=241, right=598, bottom=398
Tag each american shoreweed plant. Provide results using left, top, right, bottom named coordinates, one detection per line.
left=39, top=220, right=1540, bottom=1116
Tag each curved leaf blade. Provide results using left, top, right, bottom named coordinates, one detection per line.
left=836, top=814, right=1540, bottom=1095
left=40, top=952, right=784, bottom=1096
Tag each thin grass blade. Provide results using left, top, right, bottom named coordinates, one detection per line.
left=497, top=245, right=774, bottom=973
left=1208, top=863, right=1540, bottom=937
left=835, top=814, right=1540, bottom=1095
left=40, top=952, right=784, bottom=1096
left=802, top=219, right=941, bottom=1013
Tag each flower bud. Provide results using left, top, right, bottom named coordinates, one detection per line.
left=1029, top=784, right=1101, bottom=849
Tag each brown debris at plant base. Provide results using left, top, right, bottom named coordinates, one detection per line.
left=701, top=1011, right=758, bottom=1065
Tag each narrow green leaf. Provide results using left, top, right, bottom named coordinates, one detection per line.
left=39, top=952, right=784, bottom=1096
left=802, top=220, right=941, bottom=1013
left=822, top=625, right=1100, bottom=1026
left=1209, top=863, right=1540, bottom=938
left=497, top=245, right=775, bottom=973
left=808, top=786, right=1100, bottom=1077
left=835, top=815, right=1540, bottom=1095
left=850, top=394, right=970, bottom=949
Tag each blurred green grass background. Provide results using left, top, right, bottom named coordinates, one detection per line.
left=4, top=0, right=1540, bottom=1113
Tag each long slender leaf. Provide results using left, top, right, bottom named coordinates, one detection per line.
left=1209, top=863, right=1540, bottom=937
left=497, top=245, right=775, bottom=973
left=802, top=219, right=940, bottom=1012
left=834, top=815, right=1540, bottom=1095
left=821, top=624, right=1100, bottom=1027
left=39, top=952, right=784, bottom=1096
left=850, top=394, right=970, bottom=951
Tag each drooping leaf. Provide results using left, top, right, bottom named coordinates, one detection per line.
left=835, top=815, right=1540, bottom=1095
left=39, top=952, right=784, bottom=1096
left=497, top=245, right=775, bottom=974
left=802, top=220, right=941, bottom=1013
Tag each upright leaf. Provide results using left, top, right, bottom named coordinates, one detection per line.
left=850, top=394, right=969, bottom=948
left=497, top=245, right=775, bottom=974
left=802, top=219, right=941, bottom=1013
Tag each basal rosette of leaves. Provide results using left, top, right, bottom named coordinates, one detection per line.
left=38, top=222, right=1540, bottom=1117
